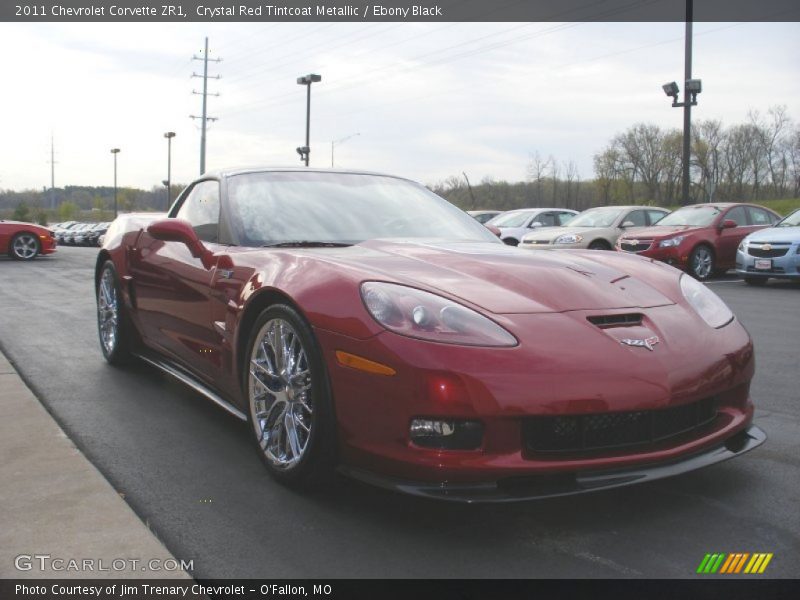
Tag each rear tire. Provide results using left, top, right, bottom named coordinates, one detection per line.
left=243, top=304, right=337, bottom=488
left=744, top=276, right=768, bottom=286
left=9, top=232, right=40, bottom=260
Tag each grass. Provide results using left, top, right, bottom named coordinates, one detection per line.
left=756, top=198, right=800, bottom=216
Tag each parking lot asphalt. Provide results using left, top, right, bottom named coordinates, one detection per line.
left=0, top=247, right=798, bottom=579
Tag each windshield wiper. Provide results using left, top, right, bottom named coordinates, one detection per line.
left=261, top=241, right=353, bottom=248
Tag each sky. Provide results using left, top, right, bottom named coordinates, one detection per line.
left=0, top=19, right=798, bottom=191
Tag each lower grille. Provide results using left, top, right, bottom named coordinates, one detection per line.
left=522, top=397, right=717, bottom=454
left=619, top=240, right=652, bottom=252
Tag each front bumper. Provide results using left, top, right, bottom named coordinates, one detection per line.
left=736, top=248, right=800, bottom=279
left=340, top=425, right=766, bottom=503
left=618, top=243, right=687, bottom=267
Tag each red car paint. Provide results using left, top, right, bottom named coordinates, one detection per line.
left=0, top=220, right=57, bottom=259
left=96, top=172, right=763, bottom=501
left=615, top=203, right=780, bottom=275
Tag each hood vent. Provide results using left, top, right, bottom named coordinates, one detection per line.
left=587, top=313, right=643, bottom=328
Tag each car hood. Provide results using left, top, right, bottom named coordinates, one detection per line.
left=2, top=220, right=48, bottom=231
left=310, top=240, right=677, bottom=314
left=744, top=226, right=800, bottom=243
left=622, top=225, right=703, bottom=240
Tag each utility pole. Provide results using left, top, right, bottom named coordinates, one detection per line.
left=190, top=37, right=221, bottom=175
left=49, top=134, right=57, bottom=209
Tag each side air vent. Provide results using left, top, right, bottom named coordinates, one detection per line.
left=587, top=313, right=643, bottom=328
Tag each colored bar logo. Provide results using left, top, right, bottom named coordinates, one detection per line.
left=696, top=553, right=773, bottom=574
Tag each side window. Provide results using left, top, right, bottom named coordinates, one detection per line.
left=725, top=206, right=747, bottom=226
left=176, top=181, right=220, bottom=242
left=647, top=210, right=668, bottom=225
left=558, top=212, right=575, bottom=225
left=625, top=210, right=647, bottom=227
left=536, top=212, right=558, bottom=227
left=747, top=207, right=772, bottom=226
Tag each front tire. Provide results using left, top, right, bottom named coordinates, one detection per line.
left=588, top=239, right=611, bottom=250
left=10, top=232, right=40, bottom=260
left=244, top=304, right=336, bottom=487
left=689, top=245, right=715, bottom=281
left=97, top=261, right=133, bottom=365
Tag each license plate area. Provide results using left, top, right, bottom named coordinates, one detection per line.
left=754, top=259, right=772, bottom=271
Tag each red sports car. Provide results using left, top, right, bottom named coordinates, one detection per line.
left=95, top=169, right=764, bottom=502
left=0, top=220, right=57, bottom=260
left=615, top=203, right=781, bottom=280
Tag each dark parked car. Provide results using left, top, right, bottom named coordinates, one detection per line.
left=616, top=203, right=781, bottom=280
left=95, top=168, right=763, bottom=501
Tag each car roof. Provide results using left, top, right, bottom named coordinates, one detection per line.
left=200, top=166, right=415, bottom=183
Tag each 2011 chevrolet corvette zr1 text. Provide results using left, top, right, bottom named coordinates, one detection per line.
left=95, top=168, right=764, bottom=502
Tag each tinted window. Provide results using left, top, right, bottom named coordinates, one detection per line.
left=746, top=206, right=772, bottom=225
left=176, top=180, right=220, bottom=242
left=624, top=210, right=647, bottom=227
left=491, top=211, right=532, bottom=228
left=725, top=206, right=747, bottom=226
left=647, top=210, right=668, bottom=225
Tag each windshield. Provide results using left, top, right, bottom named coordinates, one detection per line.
left=776, top=209, right=800, bottom=227
left=567, top=208, right=624, bottom=228
left=488, top=211, right=533, bottom=228
left=657, top=206, right=721, bottom=227
left=226, top=172, right=499, bottom=246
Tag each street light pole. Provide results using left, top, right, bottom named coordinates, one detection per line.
left=164, top=132, right=176, bottom=210
left=296, top=73, right=321, bottom=166
left=661, top=0, right=701, bottom=206
left=681, top=0, right=693, bottom=207
left=331, top=133, right=360, bottom=167
left=110, top=148, right=120, bottom=218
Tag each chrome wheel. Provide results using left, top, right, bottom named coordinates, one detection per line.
left=691, top=246, right=714, bottom=280
left=249, top=318, right=313, bottom=470
left=12, top=233, right=39, bottom=260
left=97, top=267, right=119, bottom=355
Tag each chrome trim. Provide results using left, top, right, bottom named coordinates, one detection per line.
left=134, top=353, right=247, bottom=421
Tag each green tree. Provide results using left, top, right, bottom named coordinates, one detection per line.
left=12, top=201, right=31, bottom=222
left=58, top=201, right=78, bottom=222
left=36, top=210, right=48, bottom=226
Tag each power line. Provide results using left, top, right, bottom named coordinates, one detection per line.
left=190, top=37, right=222, bottom=175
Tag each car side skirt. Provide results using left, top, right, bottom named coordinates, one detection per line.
left=134, top=352, right=247, bottom=421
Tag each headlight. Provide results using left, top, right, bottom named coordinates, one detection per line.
left=659, top=235, right=686, bottom=248
left=680, top=275, right=734, bottom=328
left=361, top=282, right=517, bottom=347
left=737, top=241, right=746, bottom=253
left=555, top=234, right=583, bottom=244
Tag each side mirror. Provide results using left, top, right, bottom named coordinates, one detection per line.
left=721, top=219, right=738, bottom=229
left=620, top=220, right=636, bottom=228
left=530, top=221, right=543, bottom=229
left=486, top=224, right=501, bottom=237
left=147, top=218, right=205, bottom=258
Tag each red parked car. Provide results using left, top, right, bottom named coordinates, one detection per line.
left=0, top=220, right=57, bottom=260
left=95, top=169, right=763, bottom=502
left=616, top=203, right=781, bottom=280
